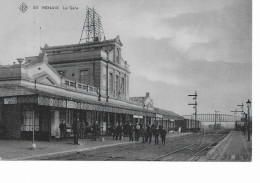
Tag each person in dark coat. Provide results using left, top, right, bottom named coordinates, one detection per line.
left=107, top=122, right=111, bottom=135
left=147, top=124, right=153, bottom=143
left=160, top=127, right=167, bottom=145
left=85, top=121, right=90, bottom=139
left=72, top=118, right=80, bottom=145
left=92, top=121, right=98, bottom=141
left=116, top=122, right=123, bottom=141
left=151, top=124, right=155, bottom=137
left=159, top=124, right=163, bottom=138
left=59, top=120, right=66, bottom=139
left=154, top=126, right=160, bottom=145
left=129, top=122, right=134, bottom=141
left=142, top=125, right=147, bottom=143
left=112, top=124, right=116, bottom=140
left=135, top=123, right=140, bottom=141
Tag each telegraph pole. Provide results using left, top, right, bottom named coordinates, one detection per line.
left=237, top=103, right=246, bottom=135
left=188, top=91, right=198, bottom=122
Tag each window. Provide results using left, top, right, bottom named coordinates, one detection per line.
left=80, top=70, right=89, bottom=85
left=109, top=73, right=113, bottom=91
left=21, top=107, right=39, bottom=132
left=121, top=77, right=125, bottom=94
left=115, top=48, right=120, bottom=63
left=115, top=75, right=119, bottom=95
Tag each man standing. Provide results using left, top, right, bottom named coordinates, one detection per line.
left=92, top=121, right=98, bottom=141
left=112, top=123, right=116, bottom=140
left=116, top=122, right=123, bottom=141
left=142, top=125, right=147, bottom=143
left=72, top=118, right=80, bottom=145
left=59, top=120, right=66, bottom=139
left=160, top=127, right=167, bottom=145
left=154, top=126, right=159, bottom=145
left=147, top=124, right=153, bottom=143
left=107, top=122, right=111, bottom=135
left=135, top=123, right=140, bottom=141
left=129, top=122, right=134, bottom=141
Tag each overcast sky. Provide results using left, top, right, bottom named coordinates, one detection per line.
left=0, top=0, right=252, bottom=115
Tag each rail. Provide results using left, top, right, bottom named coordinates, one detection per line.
left=152, top=131, right=229, bottom=161
left=63, top=79, right=99, bottom=94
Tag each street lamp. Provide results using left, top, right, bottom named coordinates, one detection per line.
left=246, top=99, right=251, bottom=141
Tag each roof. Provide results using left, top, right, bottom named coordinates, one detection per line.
left=0, top=86, right=183, bottom=120
left=0, top=85, right=155, bottom=116
left=154, top=107, right=184, bottom=120
left=41, top=37, right=121, bottom=51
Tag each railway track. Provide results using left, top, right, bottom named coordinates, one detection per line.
left=152, top=131, right=230, bottom=161
left=46, top=133, right=207, bottom=160
left=43, top=130, right=230, bottom=161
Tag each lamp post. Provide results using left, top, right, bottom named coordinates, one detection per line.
left=246, top=99, right=251, bottom=141
left=30, top=105, right=36, bottom=149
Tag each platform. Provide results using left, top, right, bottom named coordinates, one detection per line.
left=0, top=132, right=190, bottom=160
left=199, top=131, right=252, bottom=161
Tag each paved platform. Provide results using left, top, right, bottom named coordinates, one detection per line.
left=199, top=131, right=252, bottom=161
left=0, top=132, right=190, bottom=160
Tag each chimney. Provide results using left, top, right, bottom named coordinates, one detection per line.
left=17, top=58, right=24, bottom=65
left=146, top=92, right=150, bottom=98
left=13, top=62, right=16, bottom=65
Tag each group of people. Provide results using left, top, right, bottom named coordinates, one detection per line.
left=59, top=118, right=100, bottom=145
left=59, top=119, right=168, bottom=145
left=110, top=122, right=168, bottom=145
left=72, top=119, right=101, bottom=145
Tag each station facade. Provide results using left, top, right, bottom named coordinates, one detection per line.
left=0, top=36, right=191, bottom=141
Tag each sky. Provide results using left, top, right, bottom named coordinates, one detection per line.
left=0, top=0, right=252, bottom=116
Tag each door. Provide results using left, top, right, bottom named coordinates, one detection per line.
left=39, top=106, right=51, bottom=141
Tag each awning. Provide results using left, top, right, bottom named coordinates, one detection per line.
left=1, top=91, right=156, bottom=117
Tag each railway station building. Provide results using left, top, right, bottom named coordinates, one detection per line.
left=0, top=35, right=197, bottom=141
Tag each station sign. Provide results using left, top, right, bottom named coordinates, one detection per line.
left=133, top=115, right=143, bottom=119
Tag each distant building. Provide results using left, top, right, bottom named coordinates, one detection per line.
left=0, top=35, right=187, bottom=140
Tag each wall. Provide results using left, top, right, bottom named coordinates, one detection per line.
left=52, top=61, right=99, bottom=87
left=0, top=65, right=22, bottom=80
left=0, top=100, right=3, bottom=126
left=2, top=104, right=21, bottom=139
